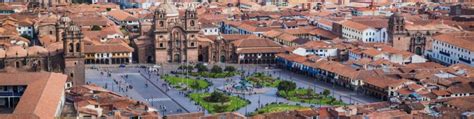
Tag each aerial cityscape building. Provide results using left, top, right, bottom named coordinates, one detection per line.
left=0, top=0, right=473, bottom=118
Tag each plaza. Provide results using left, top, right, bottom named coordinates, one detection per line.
left=85, top=63, right=380, bottom=116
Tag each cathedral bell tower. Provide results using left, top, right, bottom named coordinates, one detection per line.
left=63, top=24, right=85, bottom=86
left=154, top=8, right=167, bottom=33
left=184, top=8, right=199, bottom=31
left=55, top=16, right=71, bottom=42
left=388, top=11, right=406, bottom=45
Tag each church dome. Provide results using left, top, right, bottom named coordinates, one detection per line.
left=59, top=16, right=71, bottom=23
left=67, top=25, right=81, bottom=32
left=157, top=2, right=179, bottom=17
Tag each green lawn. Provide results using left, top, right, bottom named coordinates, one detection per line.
left=162, top=76, right=209, bottom=90
left=278, top=89, right=345, bottom=105
left=190, top=71, right=238, bottom=78
left=189, top=93, right=249, bottom=113
left=246, top=73, right=281, bottom=87
left=251, top=104, right=309, bottom=115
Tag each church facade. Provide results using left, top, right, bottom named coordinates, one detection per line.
left=153, top=4, right=199, bottom=64
left=388, top=12, right=436, bottom=56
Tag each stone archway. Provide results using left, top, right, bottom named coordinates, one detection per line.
left=174, top=54, right=181, bottom=62
left=147, top=56, right=153, bottom=63
left=415, top=47, right=422, bottom=55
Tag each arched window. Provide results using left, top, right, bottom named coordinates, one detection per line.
left=69, top=43, right=74, bottom=52
left=159, top=21, right=164, bottom=27
left=76, top=43, right=81, bottom=52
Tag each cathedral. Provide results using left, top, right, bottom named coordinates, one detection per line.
left=388, top=11, right=435, bottom=56
left=0, top=16, right=85, bottom=86
left=135, top=2, right=200, bottom=64
left=132, top=2, right=284, bottom=64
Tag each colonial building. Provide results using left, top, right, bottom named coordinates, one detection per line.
left=389, top=12, right=427, bottom=56
left=388, top=11, right=462, bottom=57
left=430, top=32, right=474, bottom=66
left=153, top=2, right=199, bottom=64
left=0, top=16, right=85, bottom=86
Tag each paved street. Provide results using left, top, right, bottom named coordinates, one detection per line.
left=86, top=67, right=192, bottom=116
left=86, top=63, right=381, bottom=116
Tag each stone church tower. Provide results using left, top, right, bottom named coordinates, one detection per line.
left=62, top=24, right=85, bottom=86
left=389, top=11, right=430, bottom=56
left=56, top=16, right=71, bottom=42
left=388, top=11, right=406, bottom=46
left=153, top=2, right=199, bottom=64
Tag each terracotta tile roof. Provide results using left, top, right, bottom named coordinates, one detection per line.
left=71, top=15, right=112, bottom=27
left=447, top=82, right=474, bottom=94
left=84, top=43, right=134, bottom=53
left=0, top=72, right=67, bottom=119
left=262, top=30, right=283, bottom=38
left=221, top=34, right=254, bottom=41
left=308, top=28, right=338, bottom=39
left=316, top=18, right=333, bottom=26
left=350, top=18, right=388, bottom=28
left=445, top=98, right=474, bottom=110
left=236, top=47, right=285, bottom=54
left=278, top=33, right=298, bottom=42
left=166, top=112, right=204, bottom=119
left=237, top=23, right=274, bottom=33
left=448, top=64, right=474, bottom=78
left=302, top=41, right=333, bottom=49
left=341, top=20, right=370, bottom=31
left=433, top=32, right=474, bottom=51
left=232, top=38, right=281, bottom=48
left=38, top=34, right=57, bottom=47
left=45, top=41, right=64, bottom=55
left=69, top=85, right=159, bottom=118
left=276, top=53, right=307, bottom=63
left=108, top=10, right=138, bottom=21
left=432, top=90, right=451, bottom=96
left=361, top=48, right=383, bottom=57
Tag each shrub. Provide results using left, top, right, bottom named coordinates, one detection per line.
left=277, top=80, right=296, bottom=94
left=224, top=66, right=236, bottom=72
left=211, top=65, right=223, bottom=73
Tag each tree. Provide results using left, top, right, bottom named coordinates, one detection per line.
left=224, top=66, right=236, bottom=72
left=277, top=80, right=296, bottom=95
left=322, top=89, right=331, bottom=97
left=190, top=81, right=200, bottom=89
left=91, top=25, right=102, bottom=31
left=195, top=63, right=208, bottom=72
left=206, top=91, right=229, bottom=104
left=211, top=65, right=223, bottom=73
left=306, top=88, right=314, bottom=97
left=106, top=8, right=112, bottom=11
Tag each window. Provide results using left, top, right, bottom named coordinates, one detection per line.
left=69, top=43, right=74, bottom=52
left=76, top=43, right=81, bottom=52
left=50, top=31, right=53, bottom=35
left=191, top=42, right=195, bottom=47
left=190, top=20, right=195, bottom=26
left=160, top=43, right=163, bottom=47
left=159, top=21, right=164, bottom=27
